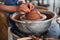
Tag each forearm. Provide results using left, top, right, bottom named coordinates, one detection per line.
left=0, top=4, right=17, bottom=12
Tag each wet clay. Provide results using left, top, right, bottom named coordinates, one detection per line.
left=14, top=12, right=53, bottom=21
left=25, top=10, right=42, bottom=20
left=41, top=12, right=53, bottom=20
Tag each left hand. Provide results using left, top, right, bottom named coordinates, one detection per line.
left=28, top=3, right=34, bottom=11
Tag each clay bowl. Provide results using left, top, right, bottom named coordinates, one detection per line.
left=20, top=14, right=47, bottom=21
left=10, top=10, right=57, bottom=34
left=19, top=10, right=47, bottom=21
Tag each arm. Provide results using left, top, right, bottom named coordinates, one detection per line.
left=0, top=3, right=34, bottom=13
left=0, top=4, right=17, bottom=12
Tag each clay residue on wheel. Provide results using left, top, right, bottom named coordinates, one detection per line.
left=41, top=12, right=53, bottom=20
left=14, top=14, right=24, bottom=20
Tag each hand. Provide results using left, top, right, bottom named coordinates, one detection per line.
left=18, top=3, right=34, bottom=13
left=28, top=3, right=34, bottom=11
left=31, top=35, right=40, bottom=40
left=18, top=3, right=30, bottom=13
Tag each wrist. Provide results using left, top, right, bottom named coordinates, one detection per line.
left=15, top=6, right=18, bottom=12
left=16, top=6, right=19, bottom=12
left=9, top=6, right=17, bottom=12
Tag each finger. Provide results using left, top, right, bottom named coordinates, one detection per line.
left=29, top=4, right=31, bottom=9
left=21, top=7, right=30, bottom=13
left=32, top=5, right=34, bottom=9
left=18, top=8, right=25, bottom=12
left=31, top=5, right=34, bottom=9
left=28, top=4, right=34, bottom=10
left=19, top=3, right=27, bottom=8
left=19, top=5, right=30, bottom=13
left=27, top=9, right=30, bottom=12
left=21, top=9, right=28, bottom=13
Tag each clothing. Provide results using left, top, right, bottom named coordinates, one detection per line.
left=5, top=0, right=18, bottom=27
left=46, top=19, right=60, bottom=38
left=5, top=0, right=17, bottom=6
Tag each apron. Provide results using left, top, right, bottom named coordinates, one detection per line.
left=0, top=11, right=8, bottom=40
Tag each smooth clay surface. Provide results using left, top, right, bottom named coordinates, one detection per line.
left=25, top=10, right=42, bottom=20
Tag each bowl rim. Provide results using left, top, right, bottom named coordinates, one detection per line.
left=10, top=10, right=57, bottom=23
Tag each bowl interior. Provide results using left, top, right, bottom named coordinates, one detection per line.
left=10, top=10, right=56, bottom=23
